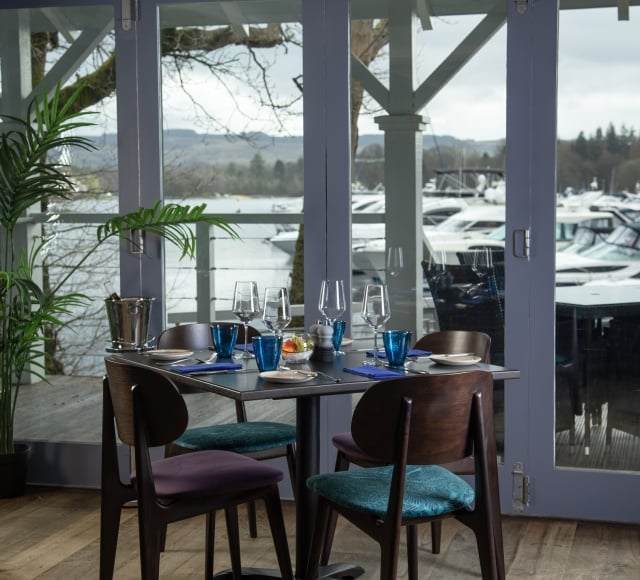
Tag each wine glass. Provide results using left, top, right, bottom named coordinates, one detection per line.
left=232, top=281, right=260, bottom=358
left=318, top=279, right=346, bottom=324
left=262, top=287, right=292, bottom=336
left=386, top=246, right=404, bottom=279
left=361, top=283, right=390, bottom=366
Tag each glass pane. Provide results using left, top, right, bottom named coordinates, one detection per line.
left=555, top=5, right=640, bottom=471
left=0, top=5, right=117, bottom=379
left=158, top=2, right=303, bottom=428
left=159, top=2, right=303, bottom=329
left=350, top=2, right=507, bottom=456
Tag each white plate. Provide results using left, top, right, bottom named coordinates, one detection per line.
left=145, top=349, right=194, bottom=361
left=340, top=337, right=354, bottom=347
left=430, top=354, right=482, bottom=366
left=259, top=370, right=317, bottom=383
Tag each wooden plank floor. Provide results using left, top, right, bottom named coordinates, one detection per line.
left=1, top=486, right=639, bottom=579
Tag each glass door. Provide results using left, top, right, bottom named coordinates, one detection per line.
left=520, top=1, right=640, bottom=522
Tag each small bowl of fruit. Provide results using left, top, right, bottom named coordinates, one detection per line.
left=281, top=334, right=314, bottom=363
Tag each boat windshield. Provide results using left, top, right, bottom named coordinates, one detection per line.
left=486, top=225, right=506, bottom=241
left=581, top=225, right=640, bottom=261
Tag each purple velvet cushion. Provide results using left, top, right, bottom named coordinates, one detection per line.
left=133, top=450, right=283, bottom=498
left=332, top=432, right=376, bottom=464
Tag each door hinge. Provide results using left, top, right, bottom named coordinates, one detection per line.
left=512, top=228, right=531, bottom=259
left=512, top=462, right=530, bottom=512
left=120, top=0, right=139, bottom=31
left=515, top=0, right=535, bottom=14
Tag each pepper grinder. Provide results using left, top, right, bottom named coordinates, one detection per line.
left=310, top=322, right=335, bottom=362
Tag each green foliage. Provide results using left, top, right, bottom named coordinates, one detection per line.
left=0, top=84, right=236, bottom=455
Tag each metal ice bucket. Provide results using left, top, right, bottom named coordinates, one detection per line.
left=105, top=297, right=155, bottom=351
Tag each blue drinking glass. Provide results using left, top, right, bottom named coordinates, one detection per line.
left=211, top=323, right=239, bottom=358
left=382, top=330, right=412, bottom=368
left=252, top=335, right=283, bottom=372
left=332, top=319, right=346, bottom=355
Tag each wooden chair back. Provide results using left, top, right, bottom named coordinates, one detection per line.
left=157, top=322, right=259, bottom=350
left=104, top=357, right=188, bottom=447
left=351, top=371, right=495, bottom=467
left=414, top=330, right=491, bottom=363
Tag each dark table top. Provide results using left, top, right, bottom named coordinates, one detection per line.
left=109, top=349, right=520, bottom=400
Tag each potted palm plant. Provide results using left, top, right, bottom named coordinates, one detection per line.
left=0, top=85, right=236, bottom=496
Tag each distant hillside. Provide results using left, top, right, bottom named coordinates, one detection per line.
left=73, top=129, right=503, bottom=168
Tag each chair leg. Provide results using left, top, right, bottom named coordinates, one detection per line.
left=225, top=505, right=243, bottom=579
left=99, top=500, right=123, bottom=580
left=137, top=513, right=162, bottom=580
left=320, top=451, right=350, bottom=565
left=379, top=532, right=401, bottom=580
left=262, top=489, right=294, bottom=580
left=430, top=520, right=442, bottom=554
left=247, top=501, right=258, bottom=539
left=205, top=512, right=216, bottom=580
left=286, top=443, right=297, bottom=500
left=406, top=525, right=419, bottom=580
left=305, top=498, right=331, bottom=580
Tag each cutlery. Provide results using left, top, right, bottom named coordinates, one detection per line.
left=279, top=366, right=341, bottom=383
left=385, top=363, right=430, bottom=375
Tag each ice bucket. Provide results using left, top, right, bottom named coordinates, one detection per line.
left=105, top=297, right=155, bottom=351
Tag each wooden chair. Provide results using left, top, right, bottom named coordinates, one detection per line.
left=306, top=371, right=503, bottom=580
left=321, top=331, right=491, bottom=566
left=100, top=358, right=293, bottom=580
left=156, top=322, right=296, bottom=538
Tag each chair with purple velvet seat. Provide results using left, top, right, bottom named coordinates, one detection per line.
left=320, top=330, right=491, bottom=568
left=157, top=322, right=296, bottom=538
left=100, top=358, right=293, bottom=580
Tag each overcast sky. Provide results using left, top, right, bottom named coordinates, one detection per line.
left=119, top=7, right=639, bottom=143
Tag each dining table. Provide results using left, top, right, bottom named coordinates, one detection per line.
left=556, top=284, right=640, bottom=453
left=109, top=348, right=520, bottom=579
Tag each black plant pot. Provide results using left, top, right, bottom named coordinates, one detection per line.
left=0, top=443, right=31, bottom=498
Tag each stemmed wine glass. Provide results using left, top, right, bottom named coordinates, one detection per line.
left=319, top=279, right=346, bottom=354
left=361, top=283, right=390, bottom=366
left=232, top=281, right=260, bottom=358
left=318, top=279, right=346, bottom=324
left=262, top=287, right=292, bottom=336
left=386, top=246, right=404, bottom=279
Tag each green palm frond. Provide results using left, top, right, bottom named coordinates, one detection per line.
left=1, top=83, right=236, bottom=454
left=0, top=84, right=95, bottom=231
left=97, top=200, right=238, bottom=260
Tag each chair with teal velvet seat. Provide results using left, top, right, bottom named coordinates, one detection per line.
left=305, top=371, right=503, bottom=580
left=157, top=322, right=296, bottom=538
left=321, top=330, right=491, bottom=565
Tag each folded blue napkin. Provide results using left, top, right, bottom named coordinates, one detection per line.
left=171, top=362, right=243, bottom=373
left=365, top=349, right=432, bottom=358
left=343, top=365, right=405, bottom=379
left=234, top=344, right=254, bottom=353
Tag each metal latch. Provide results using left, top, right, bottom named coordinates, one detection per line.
left=512, top=462, right=530, bottom=512
left=120, top=0, right=138, bottom=31
left=515, top=0, right=534, bottom=14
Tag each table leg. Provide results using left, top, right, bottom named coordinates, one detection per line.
left=295, top=396, right=364, bottom=580
left=295, top=396, right=320, bottom=577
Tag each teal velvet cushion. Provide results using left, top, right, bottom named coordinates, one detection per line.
left=175, top=421, right=296, bottom=454
left=307, top=465, right=474, bottom=519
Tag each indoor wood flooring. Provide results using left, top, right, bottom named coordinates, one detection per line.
left=1, top=486, right=639, bottom=579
